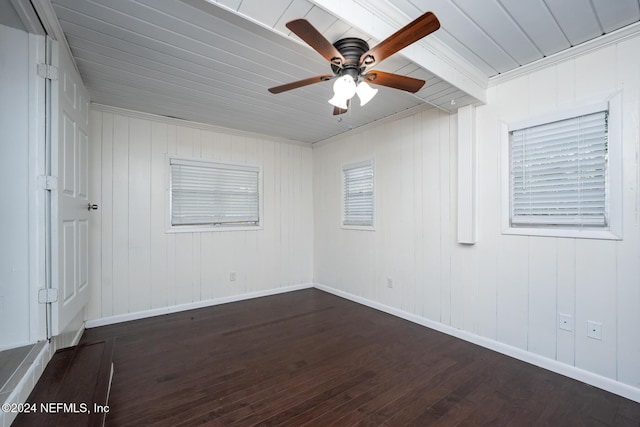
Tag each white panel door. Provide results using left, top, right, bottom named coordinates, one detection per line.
left=50, top=40, right=91, bottom=336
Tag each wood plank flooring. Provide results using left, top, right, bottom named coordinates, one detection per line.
left=13, top=339, right=115, bottom=427
left=80, top=289, right=640, bottom=426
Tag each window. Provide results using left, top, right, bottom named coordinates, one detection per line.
left=342, top=160, right=374, bottom=229
left=511, top=110, right=608, bottom=227
left=168, top=157, right=261, bottom=231
left=502, top=95, right=622, bottom=240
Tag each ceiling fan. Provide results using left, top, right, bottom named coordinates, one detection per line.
left=268, top=12, right=440, bottom=115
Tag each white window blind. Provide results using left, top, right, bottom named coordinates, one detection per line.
left=343, top=161, right=374, bottom=227
left=510, top=110, right=608, bottom=227
left=170, top=158, right=259, bottom=226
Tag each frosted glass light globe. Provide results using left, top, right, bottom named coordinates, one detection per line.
left=356, top=81, right=378, bottom=106
left=332, top=75, right=357, bottom=99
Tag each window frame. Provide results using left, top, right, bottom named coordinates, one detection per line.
left=166, top=155, right=264, bottom=233
left=500, top=93, right=622, bottom=240
left=341, top=159, right=376, bottom=231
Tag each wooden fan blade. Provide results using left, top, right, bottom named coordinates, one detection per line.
left=333, top=106, right=347, bottom=115
left=268, top=74, right=334, bottom=94
left=362, top=71, right=425, bottom=93
left=287, top=19, right=345, bottom=66
left=359, top=12, right=440, bottom=68
left=333, top=99, right=350, bottom=115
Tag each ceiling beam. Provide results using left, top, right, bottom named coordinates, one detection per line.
left=310, top=0, right=488, bottom=104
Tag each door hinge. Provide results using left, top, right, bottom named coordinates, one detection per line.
left=38, top=288, right=58, bottom=304
left=39, top=175, right=58, bottom=191
left=37, top=63, right=58, bottom=81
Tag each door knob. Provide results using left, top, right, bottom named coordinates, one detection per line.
left=87, top=203, right=99, bottom=211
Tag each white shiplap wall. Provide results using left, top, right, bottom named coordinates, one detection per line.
left=87, top=107, right=313, bottom=321
left=313, top=33, right=640, bottom=395
left=0, top=24, right=31, bottom=350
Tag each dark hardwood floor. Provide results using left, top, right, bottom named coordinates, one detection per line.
left=80, top=289, right=640, bottom=426
left=13, top=339, right=115, bottom=427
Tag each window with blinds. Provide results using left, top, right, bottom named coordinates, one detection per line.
left=342, top=160, right=374, bottom=227
left=510, top=110, right=608, bottom=227
left=170, top=158, right=260, bottom=228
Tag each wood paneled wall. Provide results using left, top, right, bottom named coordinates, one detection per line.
left=313, top=35, right=640, bottom=391
left=88, top=108, right=313, bottom=321
left=0, top=24, right=31, bottom=350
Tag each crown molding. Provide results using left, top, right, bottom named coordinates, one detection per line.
left=91, top=103, right=311, bottom=147
left=489, top=21, right=640, bottom=86
left=313, top=102, right=436, bottom=148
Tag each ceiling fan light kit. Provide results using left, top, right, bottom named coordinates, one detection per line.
left=355, top=81, right=378, bottom=106
left=328, top=93, right=348, bottom=110
left=328, top=74, right=378, bottom=109
left=329, top=75, right=357, bottom=109
left=268, top=12, right=440, bottom=115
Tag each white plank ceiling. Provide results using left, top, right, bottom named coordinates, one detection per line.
left=49, top=0, right=640, bottom=143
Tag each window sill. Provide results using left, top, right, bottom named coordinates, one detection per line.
left=502, top=226, right=621, bottom=240
left=166, top=224, right=263, bottom=233
left=341, top=225, right=376, bottom=231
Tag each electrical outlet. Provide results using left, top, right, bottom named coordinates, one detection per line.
left=230, top=272, right=237, bottom=282
left=558, top=313, right=573, bottom=331
left=587, top=321, right=602, bottom=340
left=386, top=277, right=393, bottom=288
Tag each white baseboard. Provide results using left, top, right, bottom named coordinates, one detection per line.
left=85, top=283, right=314, bottom=328
left=71, top=324, right=85, bottom=347
left=314, top=283, right=640, bottom=404
left=80, top=281, right=639, bottom=403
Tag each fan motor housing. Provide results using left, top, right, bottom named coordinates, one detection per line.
left=332, top=37, right=369, bottom=78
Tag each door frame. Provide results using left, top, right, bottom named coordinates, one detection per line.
left=27, top=30, right=49, bottom=344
